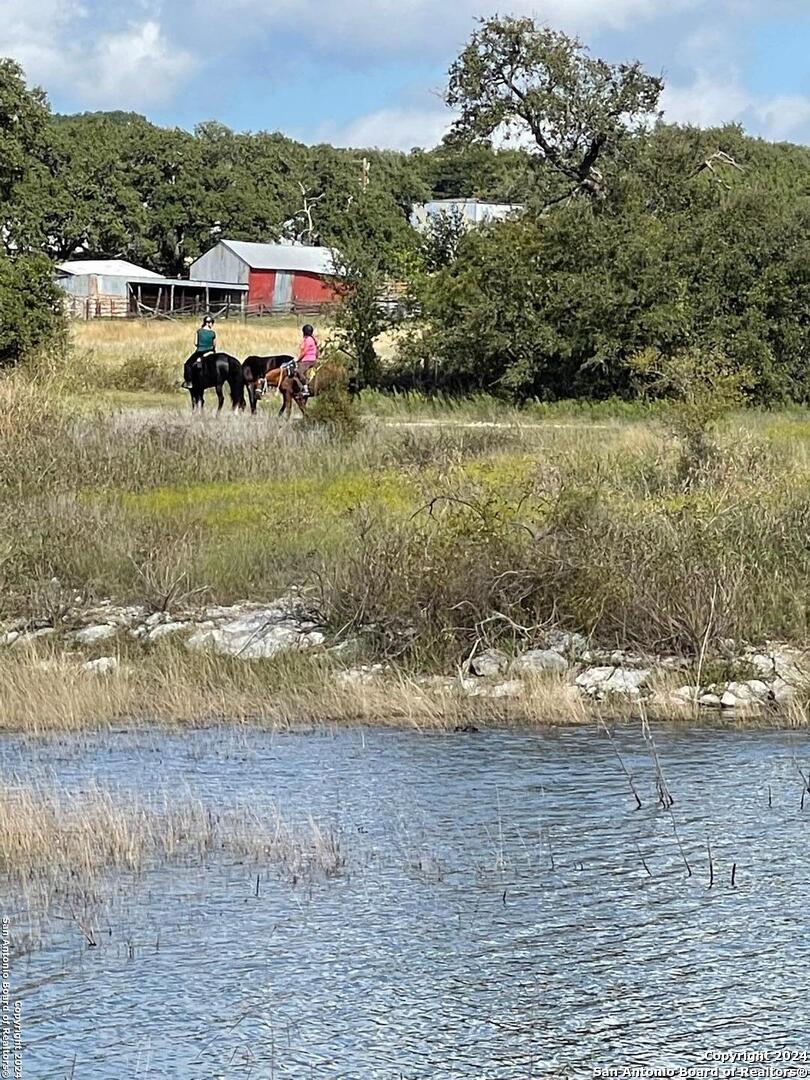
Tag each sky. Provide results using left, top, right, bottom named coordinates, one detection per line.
left=2, top=0, right=810, bottom=149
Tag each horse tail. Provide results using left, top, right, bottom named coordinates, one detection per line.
left=230, top=358, right=246, bottom=409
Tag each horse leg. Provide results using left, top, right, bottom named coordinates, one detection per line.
left=216, top=384, right=224, bottom=415
left=247, top=381, right=257, bottom=416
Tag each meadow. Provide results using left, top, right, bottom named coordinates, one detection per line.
left=3, top=317, right=810, bottom=733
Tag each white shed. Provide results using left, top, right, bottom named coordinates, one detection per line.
left=55, top=259, right=160, bottom=317
left=410, top=199, right=523, bottom=231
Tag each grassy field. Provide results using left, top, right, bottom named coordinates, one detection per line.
left=4, top=321, right=810, bottom=730
left=67, top=315, right=401, bottom=407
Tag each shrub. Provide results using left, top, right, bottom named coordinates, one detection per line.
left=115, top=350, right=178, bottom=394
left=0, top=252, right=66, bottom=367
left=308, top=383, right=362, bottom=441
left=629, top=346, right=750, bottom=486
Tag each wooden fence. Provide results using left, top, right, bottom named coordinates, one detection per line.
left=64, top=281, right=410, bottom=321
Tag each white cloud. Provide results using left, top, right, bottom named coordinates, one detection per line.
left=663, top=73, right=810, bottom=142
left=662, top=74, right=752, bottom=129
left=3, top=0, right=810, bottom=149
left=0, top=0, right=86, bottom=86
left=324, top=105, right=451, bottom=150
left=754, top=95, right=810, bottom=141
left=0, top=2, right=192, bottom=109
left=77, top=20, right=193, bottom=109
left=201, top=0, right=701, bottom=57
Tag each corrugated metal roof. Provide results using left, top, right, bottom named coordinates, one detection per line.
left=219, top=240, right=337, bottom=276
left=56, top=259, right=161, bottom=278
left=130, top=275, right=249, bottom=290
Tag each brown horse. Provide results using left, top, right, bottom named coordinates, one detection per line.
left=242, top=354, right=294, bottom=415
left=262, top=365, right=309, bottom=419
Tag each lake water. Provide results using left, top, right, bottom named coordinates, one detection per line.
left=3, top=723, right=810, bottom=1078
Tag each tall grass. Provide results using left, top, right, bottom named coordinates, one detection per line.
left=66, top=317, right=401, bottom=401
left=0, top=645, right=593, bottom=734
left=0, top=780, right=347, bottom=948
left=3, top=350, right=810, bottom=675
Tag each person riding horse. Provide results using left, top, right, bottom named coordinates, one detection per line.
left=183, top=316, right=216, bottom=389
left=297, top=324, right=319, bottom=396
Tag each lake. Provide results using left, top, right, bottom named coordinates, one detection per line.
left=2, top=723, right=809, bottom=1078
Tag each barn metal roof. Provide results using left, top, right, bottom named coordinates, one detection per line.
left=219, top=240, right=337, bottom=276
left=55, top=259, right=161, bottom=278
left=129, top=275, right=248, bottom=290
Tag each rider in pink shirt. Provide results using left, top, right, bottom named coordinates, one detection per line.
left=297, top=324, right=319, bottom=394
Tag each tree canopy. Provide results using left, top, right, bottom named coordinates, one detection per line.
left=5, top=13, right=810, bottom=401
left=0, top=61, right=65, bottom=365
left=446, top=17, right=663, bottom=203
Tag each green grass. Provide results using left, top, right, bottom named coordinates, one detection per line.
left=82, top=389, right=185, bottom=410
left=5, top=355, right=810, bottom=664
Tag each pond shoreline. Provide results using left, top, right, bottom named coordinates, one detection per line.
left=1, top=593, right=808, bottom=733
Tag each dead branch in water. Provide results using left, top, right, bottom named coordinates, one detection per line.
left=670, top=813, right=692, bottom=878
left=636, top=841, right=653, bottom=878
left=640, top=703, right=675, bottom=809
left=599, top=717, right=643, bottom=810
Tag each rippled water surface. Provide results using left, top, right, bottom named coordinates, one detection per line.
left=3, top=723, right=810, bottom=1078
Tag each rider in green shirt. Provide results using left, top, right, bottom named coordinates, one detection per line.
left=183, top=317, right=216, bottom=388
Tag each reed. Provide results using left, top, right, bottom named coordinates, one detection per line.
left=0, top=647, right=597, bottom=734
left=0, top=780, right=350, bottom=948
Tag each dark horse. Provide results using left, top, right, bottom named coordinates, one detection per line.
left=242, top=354, right=296, bottom=415
left=188, top=352, right=246, bottom=413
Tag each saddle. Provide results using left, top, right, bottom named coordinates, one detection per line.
left=253, top=362, right=302, bottom=401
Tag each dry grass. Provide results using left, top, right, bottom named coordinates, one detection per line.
left=0, top=779, right=347, bottom=951
left=0, top=646, right=595, bottom=734
left=5, top=331, right=810, bottom=727
left=0, top=786, right=218, bottom=885
left=66, top=316, right=402, bottom=397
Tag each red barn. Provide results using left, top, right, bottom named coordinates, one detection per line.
left=189, top=240, right=341, bottom=313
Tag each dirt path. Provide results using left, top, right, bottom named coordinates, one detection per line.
left=377, top=418, right=615, bottom=431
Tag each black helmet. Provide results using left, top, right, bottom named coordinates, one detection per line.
left=203, top=315, right=214, bottom=326
left=302, top=324, right=314, bottom=337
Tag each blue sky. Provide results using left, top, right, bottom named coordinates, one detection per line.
left=3, top=0, right=810, bottom=148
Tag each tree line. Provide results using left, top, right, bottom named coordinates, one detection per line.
left=4, top=15, right=810, bottom=404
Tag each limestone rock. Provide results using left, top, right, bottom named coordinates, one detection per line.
left=337, top=664, right=387, bottom=686
left=145, top=622, right=190, bottom=642
left=771, top=677, right=797, bottom=705
left=659, top=657, right=691, bottom=671
left=12, top=628, right=55, bottom=648
left=186, top=607, right=324, bottom=660
left=74, top=624, right=118, bottom=645
left=82, top=656, right=119, bottom=675
left=726, top=679, right=770, bottom=702
left=720, top=680, right=770, bottom=709
left=748, top=648, right=807, bottom=686
left=466, top=679, right=524, bottom=700
left=544, top=630, right=589, bottom=657
left=576, top=666, right=651, bottom=698
left=470, top=649, right=510, bottom=678
left=515, top=649, right=569, bottom=676
left=672, top=686, right=697, bottom=702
